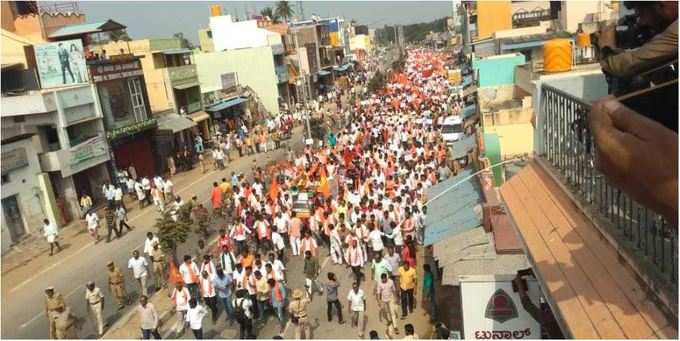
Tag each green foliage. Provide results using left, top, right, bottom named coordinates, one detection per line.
left=309, top=117, right=327, bottom=141
left=155, top=210, right=191, bottom=258
left=275, top=1, right=295, bottom=22
left=367, top=70, right=386, bottom=93
left=260, top=7, right=278, bottom=21
left=376, top=17, right=450, bottom=46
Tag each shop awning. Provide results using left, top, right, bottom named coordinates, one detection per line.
left=156, top=113, right=196, bottom=133
left=461, top=104, right=476, bottom=119
left=462, top=75, right=473, bottom=87
left=433, top=227, right=489, bottom=262
left=158, top=48, right=192, bottom=55
left=318, top=70, right=332, bottom=76
left=205, top=96, right=248, bottom=113
left=173, top=82, right=199, bottom=90
left=441, top=254, right=528, bottom=286
left=333, top=63, right=352, bottom=72
left=462, top=85, right=477, bottom=98
left=424, top=168, right=483, bottom=246
left=190, top=111, right=210, bottom=123
left=448, top=134, right=476, bottom=160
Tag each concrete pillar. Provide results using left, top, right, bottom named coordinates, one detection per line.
left=61, top=176, right=80, bottom=224
left=37, top=173, right=61, bottom=228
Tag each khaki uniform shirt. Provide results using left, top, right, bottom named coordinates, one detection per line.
left=85, top=287, right=104, bottom=305
left=46, top=293, right=66, bottom=313
left=108, top=268, right=125, bottom=285
left=288, top=298, right=311, bottom=318
left=150, top=248, right=166, bottom=264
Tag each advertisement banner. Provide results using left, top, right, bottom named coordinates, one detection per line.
left=460, top=275, right=541, bottom=339
left=34, top=39, right=89, bottom=88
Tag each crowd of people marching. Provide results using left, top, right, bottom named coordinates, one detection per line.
left=44, top=48, right=464, bottom=340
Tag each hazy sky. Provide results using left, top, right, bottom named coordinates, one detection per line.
left=78, top=1, right=454, bottom=44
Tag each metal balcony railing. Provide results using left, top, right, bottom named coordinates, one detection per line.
left=540, top=84, right=678, bottom=311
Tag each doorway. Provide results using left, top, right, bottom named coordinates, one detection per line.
left=2, top=196, right=26, bottom=242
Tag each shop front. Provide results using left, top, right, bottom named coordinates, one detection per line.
left=189, top=110, right=212, bottom=141
left=205, top=96, right=248, bottom=133
left=154, top=113, right=197, bottom=175
left=107, top=118, right=158, bottom=179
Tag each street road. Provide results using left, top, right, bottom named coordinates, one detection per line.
left=0, top=127, right=305, bottom=339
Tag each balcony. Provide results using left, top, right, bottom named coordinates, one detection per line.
left=167, top=64, right=198, bottom=85
left=501, top=84, right=677, bottom=338
left=1, top=91, right=57, bottom=117
left=275, top=64, right=289, bottom=84
left=39, top=134, right=110, bottom=177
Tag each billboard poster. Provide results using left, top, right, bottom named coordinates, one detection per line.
left=34, top=39, right=89, bottom=88
left=460, top=275, right=541, bottom=339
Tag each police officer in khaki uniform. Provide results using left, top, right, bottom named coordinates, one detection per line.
left=52, top=305, right=78, bottom=339
left=106, top=261, right=127, bottom=309
left=84, top=281, right=105, bottom=337
left=45, top=286, right=65, bottom=339
left=149, top=242, right=167, bottom=290
left=288, top=289, right=312, bottom=339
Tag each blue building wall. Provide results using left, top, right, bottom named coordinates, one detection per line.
left=472, top=53, right=526, bottom=87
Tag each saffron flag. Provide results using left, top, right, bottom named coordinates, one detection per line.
left=168, top=260, right=183, bottom=285
left=269, top=177, right=280, bottom=202
left=318, top=167, right=331, bottom=198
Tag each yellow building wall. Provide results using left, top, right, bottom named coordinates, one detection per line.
left=2, top=29, right=32, bottom=67
left=477, top=0, right=512, bottom=40
left=485, top=123, right=534, bottom=158
left=198, top=28, right=214, bottom=52
left=102, top=39, right=173, bottom=113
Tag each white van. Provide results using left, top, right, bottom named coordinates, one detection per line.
left=440, top=115, right=464, bottom=145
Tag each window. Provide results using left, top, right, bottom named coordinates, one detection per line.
left=128, top=78, right=147, bottom=122
left=207, top=30, right=212, bottom=38
left=2, top=174, right=9, bottom=184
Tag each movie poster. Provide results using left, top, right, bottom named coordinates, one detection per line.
left=34, top=39, right=89, bottom=88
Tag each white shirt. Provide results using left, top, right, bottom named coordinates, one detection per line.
left=144, top=236, right=160, bottom=255
left=271, top=259, right=286, bottom=280
left=114, top=188, right=123, bottom=201
left=163, top=180, right=174, bottom=193
left=274, top=215, right=289, bottom=234
left=86, top=213, right=99, bottom=230
left=179, top=262, right=200, bottom=284
left=233, top=297, right=253, bottom=319
left=347, top=289, right=366, bottom=311
left=368, top=229, right=384, bottom=251
left=272, top=231, right=285, bottom=251
left=43, top=222, right=58, bottom=237
left=128, top=256, right=148, bottom=278
left=172, top=287, right=191, bottom=311
left=185, top=305, right=207, bottom=330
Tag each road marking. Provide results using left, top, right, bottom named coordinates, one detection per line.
left=9, top=170, right=219, bottom=294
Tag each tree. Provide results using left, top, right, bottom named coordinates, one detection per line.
left=155, top=210, right=191, bottom=263
left=275, top=0, right=295, bottom=23
left=367, top=70, right=385, bottom=93
left=260, top=6, right=277, bottom=21
left=173, top=32, right=194, bottom=49
left=108, top=29, right=131, bottom=42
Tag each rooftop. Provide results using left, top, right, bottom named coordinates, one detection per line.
left=48, top=19, right=126, bottom=39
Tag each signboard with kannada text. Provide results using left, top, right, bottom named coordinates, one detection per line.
left=460, top=276, right=541, bottom=339
left=89, top=60, right=144, bottom=82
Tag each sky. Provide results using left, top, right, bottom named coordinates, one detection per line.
left=78, top=1, right=454, bottom=44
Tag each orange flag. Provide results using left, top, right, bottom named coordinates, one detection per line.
left=317, top=167, right=330, bottom=198
left=269, top=177, right=280, bottom=202
left=168, top=260, right=183, bottom=285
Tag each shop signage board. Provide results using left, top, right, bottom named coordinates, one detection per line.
left=1, top=148, right=29, bottom=175
left=460, top=275, right=541, bottom=340
left=90, top=60, right=144, bottom=82
left=64, top=135, right=110, bottom=177
left=107, top=118, right=157, bottom=141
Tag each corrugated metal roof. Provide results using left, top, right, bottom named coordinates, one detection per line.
left=156, top=113, right=196, bottom=133
left=449, top=134, right=476, bottom=160
left=442, top=254, right=528, bottom=286
left=205, top=97, right=248, bottom=112
left=158, top=48, right=192, bottom=55
left=48, top=20, right=126, bottom=39
left=424, top=168, right=483, bottom=246
left=433, top=227, right=489, bottom=261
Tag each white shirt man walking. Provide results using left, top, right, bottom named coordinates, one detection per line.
left=128, top=250, right=149, bottom=297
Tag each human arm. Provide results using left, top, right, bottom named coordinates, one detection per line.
left=588, top=97, right=678, bottom=226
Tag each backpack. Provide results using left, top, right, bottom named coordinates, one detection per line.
left=234, top=298, right=247, bottom=323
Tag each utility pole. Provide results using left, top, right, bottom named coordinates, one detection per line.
left=298, top=1, right=305, bottom=21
